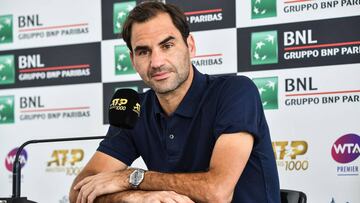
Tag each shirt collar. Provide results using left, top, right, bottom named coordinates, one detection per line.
left=153, top=66, right=207, bottom=118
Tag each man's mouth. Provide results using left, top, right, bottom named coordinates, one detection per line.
left=151, top=71, right=170, bottom=81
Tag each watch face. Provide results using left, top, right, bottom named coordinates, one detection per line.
left=134, top=171, right=141, bottom=182
left=130, top=169, right=144, bottom=187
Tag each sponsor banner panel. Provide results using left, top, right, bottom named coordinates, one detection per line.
left=0, top=42, right=101, bottom=89
left=239, top=64, right=360, bottom=202
left=101, top=39, right=141, bottom=83
left=236, top=0, right=360, bottom=28
left=102, top=0, right=136, bottom=40
left=167, top=0, right=236, bottom=32
left=0, top=83, right=105, bottom=141
left=0, top=140, right=147, bottom=199
left=237, top=16, right=360, bottom=72
left=191, top=28, right=237, bottom=75
left=19, top=141, right=98, bottom=202
left=1, top=146, right=29, bottom=196
left=0, top=0, right=101, bottom=50
left=102, top=0, right=235, bottom=41
left=102, top=81, right=148, bottom=124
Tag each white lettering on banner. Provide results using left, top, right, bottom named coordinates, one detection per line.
left=46, top=71, right=62, bottom=78
left=333, top=143, right=360, bottom=154
left=6, top=155, right=27, bottom=166
left=18, top=55, right=45, bottom=69
left=61, top=69, right=90, bottom=77
left=18, top=72, right=46, bottom=80
left=341, top=46, right=360, bottom=55
left=188, top=13, right=222, bottom=23
left=284, top=50, right=319, bottom=59
left=284, top=30, right=317, bottom=46
left=321, top=48, right=340, bottom=56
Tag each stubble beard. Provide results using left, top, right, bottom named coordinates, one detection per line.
left=146, top=64, right=190, bottom=95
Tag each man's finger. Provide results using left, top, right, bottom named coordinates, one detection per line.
left=74, top=175, right=93, bottom=190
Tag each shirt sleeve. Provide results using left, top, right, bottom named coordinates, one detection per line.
left=97, top=125, right=139, bottom=166
left=214, top=76, right=264, bottom=141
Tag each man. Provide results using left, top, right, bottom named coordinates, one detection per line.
left=69, top=1, right=280, bottom=203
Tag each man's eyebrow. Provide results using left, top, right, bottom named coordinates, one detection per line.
left=134, top=45, right=150, bottom=53
left=159, top=36, right=175, bottom=46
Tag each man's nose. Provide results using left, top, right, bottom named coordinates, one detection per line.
left=150, top=49, right=165, bottom=69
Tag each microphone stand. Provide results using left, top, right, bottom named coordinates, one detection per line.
left=0, top=136, right=105, bottom=203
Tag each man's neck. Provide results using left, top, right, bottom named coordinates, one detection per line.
left=156, top=66, right=194, bottom=116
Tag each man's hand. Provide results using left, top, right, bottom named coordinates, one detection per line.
left=141, top=191, right=194, bottom=203
left=73, top=169, right=132, bottom=203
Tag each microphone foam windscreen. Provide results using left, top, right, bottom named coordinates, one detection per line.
left=108, top=88, right=140, bottom=129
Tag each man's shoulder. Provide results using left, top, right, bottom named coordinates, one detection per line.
left=208, top=74, right=256, bottom=92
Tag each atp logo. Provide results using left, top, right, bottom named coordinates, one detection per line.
left=332, top=133, right=360, bottom=164
left=251, top=30, right=278, bottom=65
left=114, top=45, right=136, bottom=75
left=272, top=140, right=309, bottom=171
left=0, top=95, right=15, bottom=124
left=46, top=149, right=84, bottom=175
left=251, top=0, right=277, bottom=19
left=0, top=15, right=13, bottom=44
left=113, top=1, right=136, bottom=34
left=252, top=77, right=278, bottom=110
left=5, top=148, right=28, bottom=172
left=0, top=54, right=15, bottom=85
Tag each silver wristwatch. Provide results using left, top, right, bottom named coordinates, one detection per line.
left=129, top=168, right=145, bottom=189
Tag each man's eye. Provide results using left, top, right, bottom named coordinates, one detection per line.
left=162, top=43, right=174, bottom=49
left=137, top=50, right=149, bottom=56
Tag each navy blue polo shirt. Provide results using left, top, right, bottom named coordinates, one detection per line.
left=98, top=67, right=280, bottom=203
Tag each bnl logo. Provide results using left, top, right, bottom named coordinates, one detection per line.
left=0, top=54, right=15, bottom=85
left=0, top=15, right=13, bottom=44
left=252, top=77, right=278, bottom=110
left=251, top=0, right=277, bottom=19
left=47, top=149, right=84, bottom=167
left=0, top=95, right=15, bottom=124
left=5, top=148, right=28, bottom=172
left=251, top=30, right=278, bottom=65
left=114, top=45, right=136, bottom=75
left=273, top=141, right=308, bottom=160
left=113, top=1, right=136, bottom=34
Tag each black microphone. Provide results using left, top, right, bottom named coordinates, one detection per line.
left=108, top=88, right=141, bottom=128
left=1, top=89, right=140, bottom=203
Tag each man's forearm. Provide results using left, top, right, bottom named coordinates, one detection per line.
left=139, top=170, right=232, bottom=203
left=94, top=190, right=144, bottom=203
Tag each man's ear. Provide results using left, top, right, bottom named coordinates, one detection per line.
left=187, top=34, right=196, bottom=58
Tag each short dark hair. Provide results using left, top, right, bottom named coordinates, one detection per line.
left=122, top=1, right=190, bottom=51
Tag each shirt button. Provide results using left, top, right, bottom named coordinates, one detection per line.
left=169, top=134, right=175, bottom=139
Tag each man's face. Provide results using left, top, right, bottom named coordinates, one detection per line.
left=130, top=12, right=195, bottom=94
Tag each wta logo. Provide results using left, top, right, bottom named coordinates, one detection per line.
left=331, top=133, right=360, bottom=164
left=5, top=148, right=28, bottom=172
